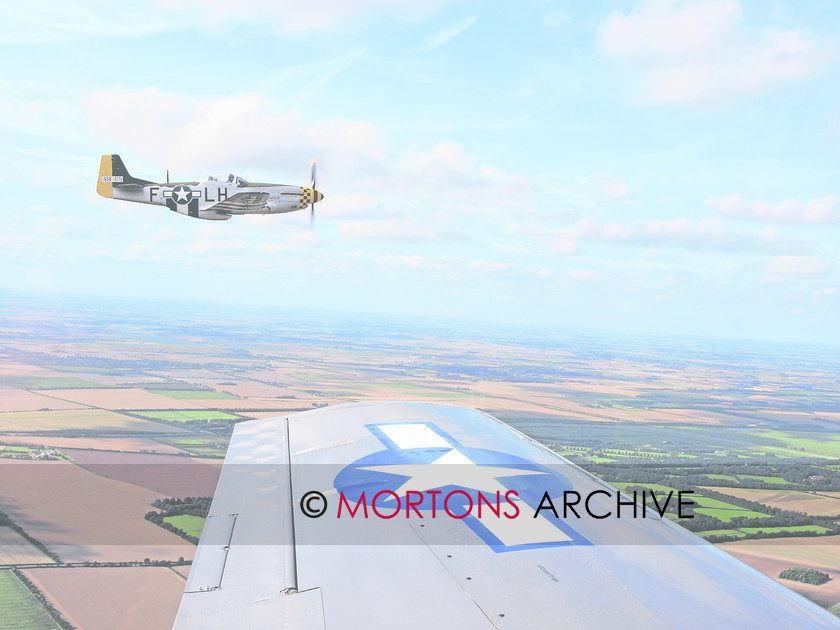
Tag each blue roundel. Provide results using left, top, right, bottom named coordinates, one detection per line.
left=332, top=423, right=590, bottom=552
left=333, top=442, right=572, bottom=514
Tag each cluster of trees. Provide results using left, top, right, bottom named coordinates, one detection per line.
left=152, top=496, right=212, bottom=518
left=146, top=496, right=213, bottom=545
left=779, top=567, right=830, bottom=585
left=144, top=511, right=199, bottom=545
left=11, top=567, right=74, bottom=629
left=585, top=460, right=840, bottom=493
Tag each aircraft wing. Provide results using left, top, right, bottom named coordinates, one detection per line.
left=208, top=192, right=269, bottom=214
left=173, top=403, right=839, bottom=629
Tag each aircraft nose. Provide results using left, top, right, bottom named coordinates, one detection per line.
left=314, top=190, right=324, bottom=202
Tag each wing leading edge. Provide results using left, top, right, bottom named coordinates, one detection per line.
left=173, top=402, right=839, bottom=629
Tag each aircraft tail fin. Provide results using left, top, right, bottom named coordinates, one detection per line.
left=97, top=154, right=153, bottom=197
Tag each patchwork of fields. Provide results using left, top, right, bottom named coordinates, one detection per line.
left=1, top=303, right=839, bottom=627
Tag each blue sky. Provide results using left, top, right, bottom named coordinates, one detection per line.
left=1, top=0, right=838, bottom=343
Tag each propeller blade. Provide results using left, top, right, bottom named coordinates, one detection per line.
left=309, top=159, right=318, bottom=229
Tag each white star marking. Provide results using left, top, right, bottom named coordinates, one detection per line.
left=175, top=188, right=190, bottom=203
left=359, top=448, right=547, bottom=497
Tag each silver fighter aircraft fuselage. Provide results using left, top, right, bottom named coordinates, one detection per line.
left=96, top=154, right=323, bottom=221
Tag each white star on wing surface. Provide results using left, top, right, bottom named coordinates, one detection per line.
left=359, top=448, right=547, bottom=497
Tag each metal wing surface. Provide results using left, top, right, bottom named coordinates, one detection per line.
left=209, top=192, right=269, bottom=214
left=173, top=402, right=839, bottom=629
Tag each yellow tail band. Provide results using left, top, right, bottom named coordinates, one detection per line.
left=96, top=154, right=113, bottom=198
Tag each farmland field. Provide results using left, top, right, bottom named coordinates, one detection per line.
left=722, top=537, right=840, bottom=608
left=133, top=410, right=241, bottom=423
left=163, top=515, right=205, bottom=538
left=707, top=488, right=840, bottom=516
left=0, top=460, right=194, bottom=563
left=0, top=569, right=59, bottom=630
left=38, top=388, right=207, bottom=411
left=0, top=386, right=86, bottom=413
left=146, top=389, right=239, bottom=399
left=1, top=296, right=840, bottom=624
left=0, top=376, right=104, bottom=389
left=152, top=435, right=230, bottom=457
left=0, top=409, right=185, bottom=433
left=0, top=528, right=55, bottom=565
left=23, top=567, right=186, bottom=630
left=64, top=448, right=220, bottom=497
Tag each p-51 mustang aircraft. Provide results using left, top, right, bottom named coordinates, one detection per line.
left=96, top=154, right=323, bottom=221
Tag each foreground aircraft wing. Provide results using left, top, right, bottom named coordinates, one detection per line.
left=208, top=192, right=269, bottom=215
left=173, top=403, right=839, bottom=629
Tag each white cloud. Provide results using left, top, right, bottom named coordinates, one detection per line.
left=376, top=254, right=426, bottom=268
left=569, top=269, right=603, bottom=280
left=551, top=238, right=577, bottom=254
left=464, top=258, right=511, bottom=272
left=600, top=0, right=835, bottom=107
left=601, top=0, right=740, bottom=57
left=706, top=194, right=839, bottom=224
left=339, top=219, right=448, bottom=241
left=1, top=0, right=442, bottom=41
left=88, top=88, right=390, bottom=179
left=589, top=174, right=630, bottom=199
left=192, top=240, right=245, bottom=252
left=318, top=193, right=383, bottom=219
left=287, top=232, right=317, bottom=247
left=0, top=1, right=172, bottom=43
left=576, top=215, right=808, bottom=254
left=812, top=288, right=838, bottom=298
left=395, top=142, right=532, bottom=212
left=765, top=255, right=830, bottom=277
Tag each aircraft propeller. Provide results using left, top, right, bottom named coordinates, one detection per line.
left=310, top=159, right=318, bottom=228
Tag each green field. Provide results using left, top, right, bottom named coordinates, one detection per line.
left=748, top=429, right=840, bottom=459
left=153, top=435, right=229, bottom=457
left=163, top=515, right=205, bottom=538
left=0, top=376, right=104, bottom=389
left=694, top=507, right=772, bottom=522
left=736, top=475, right=790, bottom=485
left=146, top=389, right=239, bottom=400
left=50, top=366, right=122, bottom=374
left=0, top=570, right=59, bottom=630
left=135, top=410, right=240, bottom=423
left=739, top=525, right=830, bottom=534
